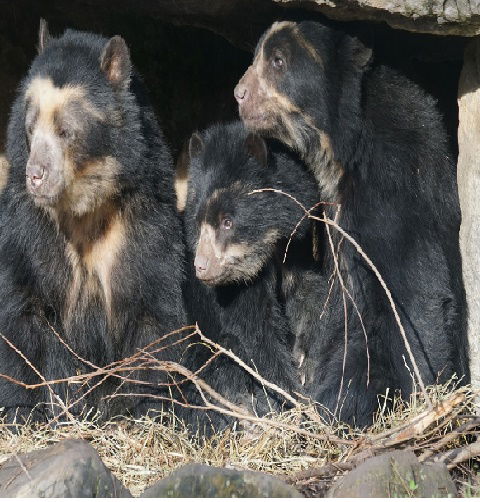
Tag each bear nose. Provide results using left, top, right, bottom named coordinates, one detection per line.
left=194, top=254, right=209, bottom=274
left=234, top=84, right=248, bottom=103
left=26, top=165, right=45, bottom=187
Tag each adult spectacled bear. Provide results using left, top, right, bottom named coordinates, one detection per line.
left=0, top=21, right=186, bottom=421
left=235, top=20, right=468, bottom=426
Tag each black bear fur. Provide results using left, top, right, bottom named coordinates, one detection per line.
left=180, top=121, right=323, bottom=432
left=0, top=26, right=186, bottom=421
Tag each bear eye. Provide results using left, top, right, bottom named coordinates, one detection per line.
left=272, top=55, right=284, bottom=69
left=221, top=217, right=233, bottom=230
left=58, top=127, right=71, bottom=140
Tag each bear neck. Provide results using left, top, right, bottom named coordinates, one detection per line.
left=48, top=198, right=121, bottom=258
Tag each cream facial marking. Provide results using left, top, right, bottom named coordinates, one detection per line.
left=25, top=77, right=103, bottom=125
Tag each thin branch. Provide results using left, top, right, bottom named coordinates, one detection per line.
left=0, top=333, right=75, bottom=421
left=196, top=326, right=302, bottom=409
left=253, top=188, right=430, bottom=406
left=315, top=214, right=430, bottom=406
left=324, top=210, right=370, bottom=387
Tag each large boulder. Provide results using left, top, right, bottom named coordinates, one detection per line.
left=141, top=463, right=302, bottom=498
left=12, top=0, right=479, bottom=58
left=327, top=450, right=457, bottom=498
left=0, top=439, right=131, bottom=497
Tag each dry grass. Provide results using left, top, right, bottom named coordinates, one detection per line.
left=0, top=381, right=477, bottom=496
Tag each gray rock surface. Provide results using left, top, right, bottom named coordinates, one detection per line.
left=141, top=463, right=302, bottom=498
left=277, top=0, right=480, bottom=35
left=0, top=439, right=131, bottom=497
left=0, top=155, right=8, bottom=194
left=328, top=450, right=457, bottom=498
left=458, top=38, right=480, bottom=400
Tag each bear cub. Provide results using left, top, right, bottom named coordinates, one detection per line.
left=180, top=121, right=325, bottom=431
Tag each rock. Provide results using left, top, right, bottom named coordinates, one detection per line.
left=276, top=0, right=480, bottom=36
left=328, top=450, right=457, bottom=498
left=0, top=155, right=8, bottom=193
left=458, top=38, right=480, bottom=399
left=140, top=463, right=302, bottom=498
left=0, top=439, right=131, bottom=497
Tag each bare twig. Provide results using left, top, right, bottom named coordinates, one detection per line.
left=434, top=437, right=480, bottom=468
left=314, top=213, right=431, bottom=405
left=0, top=333, right=74, bottom=421
left=324, top=210, right=370, bottom=388
left=252, top=188, right=430, bottom=406
left=195, top=327, right=301, bottom=409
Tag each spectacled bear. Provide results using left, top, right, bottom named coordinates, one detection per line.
left=235, top=20, right=469, bottom=426
left=0, top=21, right=186, bottom=421
left=179, top=121, right=324, bottom=432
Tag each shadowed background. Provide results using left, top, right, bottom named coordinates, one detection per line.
left=0, top=0, right=468, bottom=161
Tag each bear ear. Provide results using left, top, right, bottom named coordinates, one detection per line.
left=353, top=42, right=372, bottom=70
left=188, top=132, right=204, bottom=159
left=37, top=18, right=51, bottom=54
left=344, top=34, right=372, bottom=71
left=100, top=36, right=131, bottom=89
left=245, top=133, right=268, bottom=168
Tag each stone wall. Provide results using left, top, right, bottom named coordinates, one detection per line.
left=458, top=41, right=480, bottom=392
